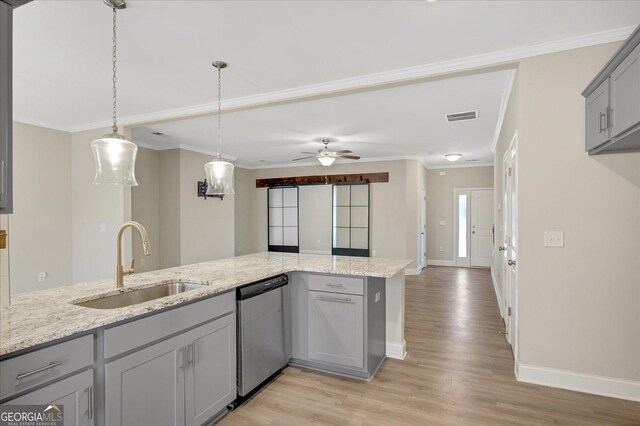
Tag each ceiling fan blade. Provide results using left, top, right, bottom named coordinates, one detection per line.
left=292, top=156, right=317, bottom=161
left=300, top=151, right=318, bottom=155
left=334, top=150, right=352, bottom=154
left=335, top=154, right=360, bottom=160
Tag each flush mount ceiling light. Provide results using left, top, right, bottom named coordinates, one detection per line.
left=204, top=61, right=235, bottom=198
left=445, top=153, right=462, bottom=162
left=91, top=0, right=138, bottom=186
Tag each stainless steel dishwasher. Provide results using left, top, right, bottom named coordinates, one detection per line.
left=236, top=274, right=289, bottom=398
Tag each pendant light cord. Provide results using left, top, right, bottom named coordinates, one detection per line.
left=112, top=7, right=118, bottom=133
left=216, top=65, right=222, bottom=160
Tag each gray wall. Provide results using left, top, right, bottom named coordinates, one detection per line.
left=9, top=122, right=72, bottom=294
left=132, top=147, right=161, bottom=272
left=426, top=165, right=494, bottom=263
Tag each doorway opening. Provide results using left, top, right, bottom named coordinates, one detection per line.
left=454, top=188, right=494, bottom=268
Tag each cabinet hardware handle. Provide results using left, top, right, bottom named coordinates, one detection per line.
left=192, top=342, right=196, bottom=365
left=607, top=106, right=613, bottom=129
left=0, top=160, right=4, bottom=197
left=599, top=112, right=607, bottom=133
left=326, top=283, right=344, bottom=288
left=498, top=246, right=505, bottom=251
left=16, top=361, right=63, bottom=380
left=186, top=343, right=194, bottom=366
left=508, top=259, right=516, bottom=266
left=85, top=386, right=93, bottom=419
left=178, top=347, right=185, bottom=369
left=315, top=296, right=352, bottom=303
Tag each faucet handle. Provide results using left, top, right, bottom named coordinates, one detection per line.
left=124, top=258, right=135, bottom=276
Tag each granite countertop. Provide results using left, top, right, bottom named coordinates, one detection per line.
left=0, top=252, right=411, bottom=357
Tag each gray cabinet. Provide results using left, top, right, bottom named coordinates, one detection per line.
left=105, top=312, right=235, bottom=426
left=610, top=45, right=640, bottom=139
left=583, top=25, right=640, bottom=154
left=290, top=272, right=385, bottom=380
left=105, top=334, right=185, bottom=426
left=6, top=369, right=94, bottom=426
left=308, top=291, right=364, bottom=368
left=585, top=79, right=610, bottom=151
left=184, top=314, right=235, bottom=426
left=0, top=1, right=12, bottom=213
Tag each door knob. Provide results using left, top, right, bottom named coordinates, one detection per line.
left=508, top=259, right=516, bottom=266
left=498, top=246, right=505, bottom=251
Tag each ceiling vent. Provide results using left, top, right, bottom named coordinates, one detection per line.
left=445, top=110, right=477, bottom=123
left=151, top=131, right=166, bottom=136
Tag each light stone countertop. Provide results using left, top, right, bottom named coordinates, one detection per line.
left=0, top=252, right=411, bottom=358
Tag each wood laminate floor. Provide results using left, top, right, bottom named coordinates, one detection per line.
left=221, top=266, right=640, bottom=425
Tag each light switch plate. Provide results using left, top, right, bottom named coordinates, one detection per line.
left=544, top=231, right=564, bottom=248
left=439, top=246, right=444, bottom=252
left=439, top=220, right=445, bottom=226
left=439, top=171, right=446, bottom=176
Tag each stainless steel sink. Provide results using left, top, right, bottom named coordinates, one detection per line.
left=74, top=281, right=205, bottom=309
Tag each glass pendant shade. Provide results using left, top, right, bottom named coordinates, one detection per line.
left=318, top=156, right=335, bottom=167
left=205, top=158, right=235, bottom=196
left=91, top=133, right=138, bottom=185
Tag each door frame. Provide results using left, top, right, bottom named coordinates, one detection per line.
left=453, top=187, right=493, bottom=268
left=420, top=186, right=427, bottom=269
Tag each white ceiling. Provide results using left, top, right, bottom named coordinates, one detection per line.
left=12, top=1, right=640, bottom=168
left=133, top=69, right=512, bottom=168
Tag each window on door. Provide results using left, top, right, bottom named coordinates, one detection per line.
left=457, top=194, right=468, bottom=259
left=268, top=187, right=299, bottom=253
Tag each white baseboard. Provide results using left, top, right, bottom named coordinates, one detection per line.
left=404, top=267, right=421, bottom=275
left=386, top=340, right=407, bottom=360
left=299, top=249, right=331, bottom=255
left=517, top=364, right=640, bottom=402
left=426, top=259, right=456, bottom=267
left=491, top=268, right=504, bottom=319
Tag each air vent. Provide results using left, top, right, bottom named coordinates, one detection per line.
left=465, top=159, right=478, bottom=162
left=445, top=110, right=477, bottom=123
left=152, top=131, right=166, bottom=136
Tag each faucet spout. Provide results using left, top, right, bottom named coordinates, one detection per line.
left=116, top=221, right=152, bottom=289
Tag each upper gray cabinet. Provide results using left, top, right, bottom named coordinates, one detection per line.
left=583, top=25, right=640, bottom=155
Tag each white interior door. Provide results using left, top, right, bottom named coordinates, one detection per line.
left=502, top=133, right=518, bottom=356
left=420, top=187, right=426, bottom=269
left=470, top=190, right=494, bottom=267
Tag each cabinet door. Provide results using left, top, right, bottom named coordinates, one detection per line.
left=4, top=369, right=93, bottom=426
left=0, top=2, right=12, bottom=213
left=610, top=44, right=640, bottom=138
left=308, top=291, right=364, bottom=368
left=105, top=334, right=185, bottom=426
left=184, top=314, right=236, bottom=426
left=585, top=78, right=610, bottom=151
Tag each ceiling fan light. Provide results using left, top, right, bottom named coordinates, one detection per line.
left=205, top=159, right=235, bottom=196
left=318, top=156, right=335, bottom=167
left=91, top=133, right=138, bottom=185
left=445, top=153, right=462, bottom=162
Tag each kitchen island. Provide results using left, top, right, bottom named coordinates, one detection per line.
left=0, top=252, right=411, bottom=425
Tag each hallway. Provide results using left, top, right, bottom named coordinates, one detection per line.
left=222, top=267, right=640, bottom=425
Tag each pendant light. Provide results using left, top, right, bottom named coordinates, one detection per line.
left=204, top=61, right=235, bottom=197
left=91, top=0, right=138, bottom=186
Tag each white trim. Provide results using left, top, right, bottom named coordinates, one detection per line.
left=51, top=26, right=634, bottom=133
left=491, top=69, right=517, bottom=153
left=517, top=364, right=640, bottom=402
left=426, top=163, right=494, bottom=170
left=299, top=249, right=331, bottom=255
left=386, top=340, right=407, bottom=360
left=426, top=259, right=455, bottom=267
left=404, top=267, right=421, bottom=276
left=491, top=268, right=504, bottom=319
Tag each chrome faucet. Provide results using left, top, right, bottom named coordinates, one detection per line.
left=116, top=221, right=152, bottom=289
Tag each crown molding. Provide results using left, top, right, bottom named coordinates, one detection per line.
left=13, top=117, right=70, bottom=133
left=58, top=25, right=634, bottom=133
left=491, top=68, right=517, bottom=153
left=134, top=142, right=237, bottom=161
left=426, top=162, right=494, bottom=170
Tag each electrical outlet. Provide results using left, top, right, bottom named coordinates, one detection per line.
left=38, top=272, right=47, bottom=282
left=375, top=291, right=381, bottom=303
left=439, top=171, right=446, bottom=176
left=544, top=231, right=564, bottom=248
left=439, top=246, right=444, bottom=252
left=439, top=220, right=445, bottom=226
left=140, top=258, right=146, bottom=266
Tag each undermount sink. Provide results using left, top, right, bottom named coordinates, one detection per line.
left=73, top=281, right=205, bottom=309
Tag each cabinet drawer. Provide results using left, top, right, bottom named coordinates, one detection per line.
left=0, top=334, right=93, bottom=401
left=104, top=291, right=235, bottom=359
left=307, top=275, right=363, bottom=295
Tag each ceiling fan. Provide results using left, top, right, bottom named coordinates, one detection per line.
left=293, top=139, right=361, bottom=166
